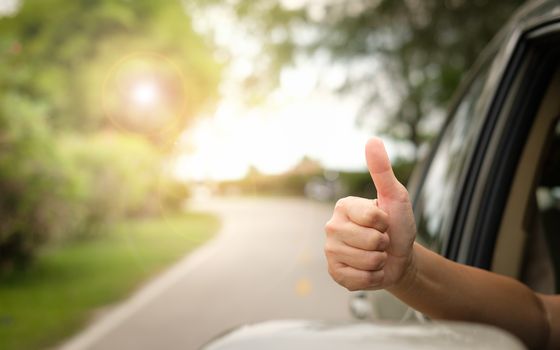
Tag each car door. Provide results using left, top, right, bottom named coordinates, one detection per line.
left=458, top=12, right=560, bottom=283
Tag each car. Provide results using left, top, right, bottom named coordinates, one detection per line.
left=203, top=0, right=560, bottom=348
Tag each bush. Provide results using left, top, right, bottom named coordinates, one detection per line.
left=0, top=93, right=73, bottom=271
left=156, top=176, right=190, bottom=212
left=0, top=94, right=190, bottom=272
left=59, top=132, right=159, bottom=231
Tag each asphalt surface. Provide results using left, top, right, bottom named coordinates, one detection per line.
left=59, top=196, right=352, bottom=350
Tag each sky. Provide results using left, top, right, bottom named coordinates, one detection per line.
left=173, top=1, right=408, bottom=182
left=173, top=80, right=375, bottom=181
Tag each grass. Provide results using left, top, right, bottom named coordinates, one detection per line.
left=0, top=212, right=220, bottom=350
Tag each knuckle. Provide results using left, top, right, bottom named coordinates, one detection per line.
left=364, top=251, right=386, bottom=270
left=360, top=272, right=376, bottom=287
left=324, top=241, right=337, bottom=256
left=336, top=196, right=359, bottom=212
left=361, top=206, right=376, bottom=224
left=324, top=219, right=338, bottom=235
left=335, top=197, right=349, bottom=211
left=368, top=206, right=381, bottom=221
left=377, top=210, right=389, bottom=226
left=379, top=233, right=390, bottom=250
left=378, top=219, right=389, bottom=232
left=364, top=205, right=388, bottom=230
left=345, top=271, right=383, bottom=291
left=365, top=233, right=380, bottom=250
left=329, top=267, right=346, bottom=287
left=368, top=271, right=384, bottom=287
left=394, top=184, right=410, bottom=202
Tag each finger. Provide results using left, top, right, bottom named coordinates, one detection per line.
left=326, top=242, right=387, bottom=271
left=342, top=224, right=389, bottom=251
left=343, top=197, right=389, bottom=231
left=325, top=219, right=389, bottom=251
left=365, top=137, right=406, bottom=200
left=328, top=262, right=384, bottom=291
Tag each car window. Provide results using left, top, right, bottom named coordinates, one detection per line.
left=414, top=64, right=491, bottom=252
left=525, top=118, right=560, bottom=293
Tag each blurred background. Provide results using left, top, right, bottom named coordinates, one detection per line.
left=0, top=0, right=526, bottom=349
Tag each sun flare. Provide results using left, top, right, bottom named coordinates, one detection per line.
left=102, top=52, right=186, bottom=134
left=130, top=81, right=160, bottom=107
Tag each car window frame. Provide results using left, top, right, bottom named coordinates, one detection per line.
left=458, top=17, right=560, bottom=269
left=410, top=31, right=508, bottom=258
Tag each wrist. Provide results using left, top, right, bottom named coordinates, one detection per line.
left=387, top=242, right=419, bottom=297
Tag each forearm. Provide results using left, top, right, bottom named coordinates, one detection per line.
left=538, top=294, right=560, bottom=349
left=388, top=243, right=550, bottom=349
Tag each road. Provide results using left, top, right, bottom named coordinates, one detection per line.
left=59, top=197, right=353, bottom=350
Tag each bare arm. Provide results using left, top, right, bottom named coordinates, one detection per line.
left=389, top=243, right=551, bottom=349
left=324, top=138, right=554, bottom=350
left=537, top=294, right=560, bottom=349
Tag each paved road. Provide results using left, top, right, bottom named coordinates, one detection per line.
left=60, top=197, right=352, bottom=350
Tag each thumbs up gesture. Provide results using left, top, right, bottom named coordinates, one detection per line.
left=324, top=138, right=417, bottom=291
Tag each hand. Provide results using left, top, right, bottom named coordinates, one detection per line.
left=324, top=137, right=416, bottom=291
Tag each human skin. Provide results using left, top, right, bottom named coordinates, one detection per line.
left=324, top=137, right=556, bottom=350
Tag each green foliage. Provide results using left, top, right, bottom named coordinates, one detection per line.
left=0, top=0, right=218, bottom=270
left=0, top=93, right=73, bottom=271
left=0, top=212, right=219, bottom=350
left=58, top=133, right=161, bottom=233
left=0, top=0, right=221, bottom=135
left=337, top=172, right=375, bottom=198
left=0, top=97, right=190, bottom=271
left=197, top=0, right=525, bottom=154
left=58, top=131, right=193, bottom=238
left=157, top=177, right=191, bottom=212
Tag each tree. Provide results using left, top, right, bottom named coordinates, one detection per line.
left=0, top=0, right=221, bottom=140
left=192, top=0, right=525, bottom=159
left=0, top=0, right=222, bottom=270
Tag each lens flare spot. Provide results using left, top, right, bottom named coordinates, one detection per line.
left=131, top=81, right=160, bottom=107
left=102, top=52, right=186, bottom=135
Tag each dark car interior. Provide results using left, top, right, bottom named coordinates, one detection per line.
left=493, top=63, right=560, bottom=294
left=448, top=21, right=560, bottom=298
left=537, top=125, right=560, bottom=291
left=521, top=116, right=560, bottom=294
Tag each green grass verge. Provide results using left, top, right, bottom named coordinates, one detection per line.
left=0, top=212, right=220, bottom=350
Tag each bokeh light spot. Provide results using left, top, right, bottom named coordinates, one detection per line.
left=295, top=277, right=312, bottom=297
left=131, top=80, right=160, bottom=107
left=102, top=52, right=186, bottom=135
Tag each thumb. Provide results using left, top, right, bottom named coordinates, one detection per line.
left=365, top=137, right=403, bottom=199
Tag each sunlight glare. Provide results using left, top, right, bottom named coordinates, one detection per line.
left=131, top=81, right=159, bottom=107
left=103, top=52, right=186, bottom=134
left=172, top=92, right=376, bottom=182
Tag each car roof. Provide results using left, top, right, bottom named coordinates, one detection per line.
left=514, top=0, right=560, bottom=25
left=444, top=0, right=560, bottom=125
left=492, top=0, right=560, bottom=49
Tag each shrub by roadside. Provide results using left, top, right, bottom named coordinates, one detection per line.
left=0, top=93, right=190, bottom=273
left=0, top=93, right=73, bottom=271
